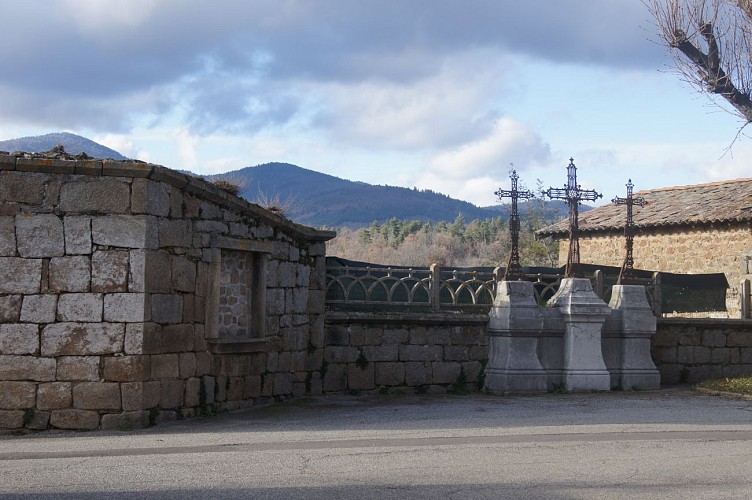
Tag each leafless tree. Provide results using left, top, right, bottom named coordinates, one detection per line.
left=648, top=0, right=752, bottom=134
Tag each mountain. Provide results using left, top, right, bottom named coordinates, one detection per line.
left=210, top=162, right=576, bottom=228
left=0, top=132, right=128, bottom=160
left=0, top=132, right=578, bottom=228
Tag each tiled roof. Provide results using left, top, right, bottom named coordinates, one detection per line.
left=537, top=178, right=752, bottom=237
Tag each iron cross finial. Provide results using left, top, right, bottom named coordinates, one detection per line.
left=496, top=168, right=534, bottom=281
left=612, top=179, right=647, bottom=284
left=545, top=158, right=602, bottom=278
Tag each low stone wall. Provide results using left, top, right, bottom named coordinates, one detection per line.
left=323, top=312, right=488, bottom=394
left=652, top=318, right=752, bottom=383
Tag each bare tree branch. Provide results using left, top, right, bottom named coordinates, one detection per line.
left=648, top=0, right=752, bottom=126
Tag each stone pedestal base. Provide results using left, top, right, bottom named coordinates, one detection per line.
left=484, top=281, right=548, bottom=394
left=548, top=278, right=611, bottom=392
left=605, top=285, right=661, bottom=390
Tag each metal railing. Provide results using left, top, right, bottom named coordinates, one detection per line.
left=325, top=263, right=661, bottom=314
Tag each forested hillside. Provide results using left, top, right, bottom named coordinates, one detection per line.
left=326, top=209, right=560, bottom=268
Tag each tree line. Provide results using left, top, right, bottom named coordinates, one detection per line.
left=326, top=197, right=561, bottom=268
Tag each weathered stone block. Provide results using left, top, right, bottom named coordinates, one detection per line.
left=400, top=345, right=443, bottom=362
left=56, top=293, right=102, bottom=322
left=443, top=345, right=470, bottom=361
left=171, top=256, right=196, bottom=292
left=693, top=346, right=711, bottom=364
left=0, top=258, right=42, bottom=293
left=242, top=375, right=261, bottom=398
left=227, top=376, right=244, bottom=401
left=405, top=362, right=430, bottom=386
left=49, top=256, right=90, bottom=292
left=92, top=215, right=158, bottom=249
left=151, top=294, right=183, bottom=324
left=0, top=295, right=22, bottom=322
left=278, top=262, right=297, bottom=288
left=104, top=356, right=150, bottom=382
left=0, top=324, right=39, bottom=355
left=0, top=355, right=55, bottom=381
left=676, top=345, right=693, bottom=364
left=409, top=327, right=428, bottom=345
left=37, top=382, right=72, bottom=410
left=124, top=322, right=161, bottom=355
left=326, top=325, right=350, bottom=346
left=128, top=249, right=171, bottom=293
left=59, top=178, right=130, bottom=214
left=161, top=324, right=195, bottom=352
left=292, top=288, right=308, bottom=314
left=25, top=409, right=50, bottom=430
left=323, top=363, right=347, bottom=392
left=73, top=382, right=121, bottom=410
left=701, top=330, right=728, bottom=348
left=160, top=379, right=184, bottom=409
left=347, top=363, right=374, bottom=390
left=64, top=216, right=92, bottom=255
left=727, top=331, right=752, bottom=347
left=159, top=219, right=192, bottom=247
left=351, top=328, right=382, bottom=346
left=20, top=294, right=57, bottom=324
left=431, top=362, right=462, bottom=384
left=426, top=329, right=451, bottom=345
left=91, top=251, right=129, bottom=292
left=100, top=411, right=150, bottom=430
left=711, top=348, right=732, bottom=364
left=0, top=216, right=15, bottom=256
left=42, top=322, right=124, bottom=356
left=50, top=409, right=100, bottom=430
left=272, top=372, right=293, bottom=396
left=179, top=352, right=196, bottom=378
left=362, top=345, right=398, bottom=362
left=183, top=377, right=201, bottom=408
left=0, top=410, right=24, bottom=429
left=104, top=293, right=148, bottom=322
left=15, top=214, right=64, bottom=258
left=324, top=346, right=359, bottom=364
left=151, top=354, right=180, bottom=378
left=132, top=178, right=170, bottom=217
left=0, top=171, right=45, bottom=204
left=56, top=356, right=99, bottom=381
left=0, top=381, right=36, bottom=409
left=375, top=362, right=405, bottom=386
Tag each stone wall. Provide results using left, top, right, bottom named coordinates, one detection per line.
left=652, top=318, right=752, bottom=384
left=323, top=312, right=488, bottom=394
left=0, top=153, right=333, bottom=431
left=559, top=224, right=752, bottom=316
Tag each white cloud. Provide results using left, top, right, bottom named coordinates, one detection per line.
left=173, top=128, right=200, bottom=171
left=425, top=117, right=551, bottom=179
left=64, top=0, right=159, bottom=33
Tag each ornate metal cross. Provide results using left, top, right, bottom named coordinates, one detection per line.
left=545, top=158, right=602, bottom=278
left=612, top=179, right=646, bottom=285
left=495, top=169, right=534, bottom=280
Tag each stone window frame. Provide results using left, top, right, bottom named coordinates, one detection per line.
left=205, top=236, right=272, bottom=354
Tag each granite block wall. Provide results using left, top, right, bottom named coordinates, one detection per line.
left=323, top=312, right=489, bottom=394
left=0, top=152, right=334, bottom=431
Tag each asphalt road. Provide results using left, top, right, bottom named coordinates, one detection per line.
left=1, top=387, right=751, bottom=499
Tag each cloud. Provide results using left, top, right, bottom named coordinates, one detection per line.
left=0, top=1, right=664, bottom=137
left=425, top=118, right=551, bottom=178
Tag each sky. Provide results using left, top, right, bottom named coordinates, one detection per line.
left=1, top=0, right=750, bottom=207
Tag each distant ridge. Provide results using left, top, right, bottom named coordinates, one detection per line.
left=0, top=132, right=128, bottom=160
left=0, top=133, right=578, bottom=228
left=209, top=162, right=576, bottom=228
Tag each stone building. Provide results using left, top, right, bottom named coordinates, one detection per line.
left=0, top=150, right=334, bottom=431
left=537, top=178, right=752, bottom=316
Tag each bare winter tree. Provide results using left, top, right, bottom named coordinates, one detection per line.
left=648, top=0, right=752, bottom=132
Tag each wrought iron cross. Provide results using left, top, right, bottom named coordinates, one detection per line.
left=495, top=169, right=534, bottom=280
left=545, top=158, right=602, bottom=278
left=612, top=179, right=646, bottom=284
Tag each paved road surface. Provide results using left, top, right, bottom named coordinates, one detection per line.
left=1, top=387, right=751, bottom=499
